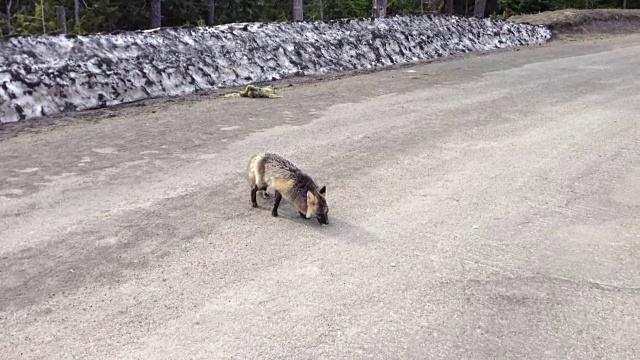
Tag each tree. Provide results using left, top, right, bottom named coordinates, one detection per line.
left=474, top=0, right=486, bottom=16
left=207, top=0, right=215, bottom=25
left=40, top=0, right=45, bottom=32
left=373, top=0, right=388, bottom=17
left=293, top=0, right=303, bottom=21
left=150, top=0, right=161, bottom=28
left=74, top=0, right=79, bottom=30
left=5, top=0, right=13, bottom=30
left=55, top=5, right=66, bottom=32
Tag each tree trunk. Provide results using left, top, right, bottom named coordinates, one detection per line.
left=150, top=0, right=161, bottom=28
left=5, top=0, right=12, bottom=29
left=293, top=0, right=303, bottom=21
left=74, top=0, right=80, bottom=29
left=40, top=0, right=46, bottom=33
left=318, top=0, right=324, bottom=21
left=56, top=6, right=67, bottom=33
left=474, top=0, right=485, bottom=17
left=373, top=0, right=387, bottom=18
left=446, top=0, right=454, bottom=15
left=207, top=0, right=215, bottom=26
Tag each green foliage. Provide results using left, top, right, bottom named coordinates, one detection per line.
left=0, top=0, right=633, bottom=35
left=10, top=0, right=61, bottom=34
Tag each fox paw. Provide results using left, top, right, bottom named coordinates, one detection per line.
left=271, top=210, right=279, bottom=217
left=252, top=202, right=258, bottom=208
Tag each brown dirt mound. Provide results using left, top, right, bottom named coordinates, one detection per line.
left=510, top=9, right=640, bottom=37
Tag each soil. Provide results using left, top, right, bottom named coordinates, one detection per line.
left=510, top=9, right=640, bottom=39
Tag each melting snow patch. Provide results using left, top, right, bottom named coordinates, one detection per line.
left=219, top=126, right=241, bottom=131
left=14, top=167, right=40, bottom=173
left=92, top=147, right=118, bottom=154
left=0, top=15, right=551, bottom=123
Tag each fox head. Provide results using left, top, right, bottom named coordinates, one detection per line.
left=306, top=186, right=329, bottom=225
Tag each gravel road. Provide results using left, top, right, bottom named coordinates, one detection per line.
left=1, top=35, right=639, bottom=359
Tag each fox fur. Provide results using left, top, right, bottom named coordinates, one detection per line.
left=247, top=153, right=329, bottom=224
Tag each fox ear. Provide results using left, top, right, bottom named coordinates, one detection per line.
left=319, top=186, right=326, bottom=196
left=307, top=190, right=316, bottom=202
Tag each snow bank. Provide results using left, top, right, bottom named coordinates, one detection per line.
left=0, top=15, right=551, bottom=123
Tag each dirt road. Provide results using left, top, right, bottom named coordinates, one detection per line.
left=1, top=35, right=639, bottom=359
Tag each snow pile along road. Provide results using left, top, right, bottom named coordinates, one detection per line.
left=0, top=15, right=551, bottom=123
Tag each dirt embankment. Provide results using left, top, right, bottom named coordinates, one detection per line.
left=510, top=9, right=640, bottom=38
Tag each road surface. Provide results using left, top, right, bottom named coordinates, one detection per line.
left=1, top=35, right=639, bottom=359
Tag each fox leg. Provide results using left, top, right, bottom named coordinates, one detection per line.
left=251, top=185, right=259, bottom=208
left=259, top=185, right=270, bottom=199
left=272, top=190, right=282, bottom=217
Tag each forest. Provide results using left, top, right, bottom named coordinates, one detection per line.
left=0, top=0, right=634, bottom=35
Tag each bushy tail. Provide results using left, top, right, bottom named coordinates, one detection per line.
left=247, top=153, right=265, bottom=188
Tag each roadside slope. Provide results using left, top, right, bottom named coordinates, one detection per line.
left=0, top=15, right=550, bottom=123
left=511, top=9, right=640, bottom=37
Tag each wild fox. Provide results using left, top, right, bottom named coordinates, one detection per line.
left=248, top=153, right=329, bottom=225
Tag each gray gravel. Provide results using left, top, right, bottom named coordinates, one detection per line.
left=1, top=35, right=639, bottom=359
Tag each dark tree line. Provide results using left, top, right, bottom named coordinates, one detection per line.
left=0, top=0, right=635, bottom=35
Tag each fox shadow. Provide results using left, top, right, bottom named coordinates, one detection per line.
left=251, top=192, right=315, bottom=223
left=251, top=191, right=379, bottom=244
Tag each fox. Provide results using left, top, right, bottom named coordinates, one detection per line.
left=247, top=153, right=329, bottom=225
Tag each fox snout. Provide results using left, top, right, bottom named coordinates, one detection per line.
left=316, top=213, right=329, bottom=225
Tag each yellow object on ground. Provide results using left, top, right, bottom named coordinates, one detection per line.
left=224, top=85, right=282, bottom=98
